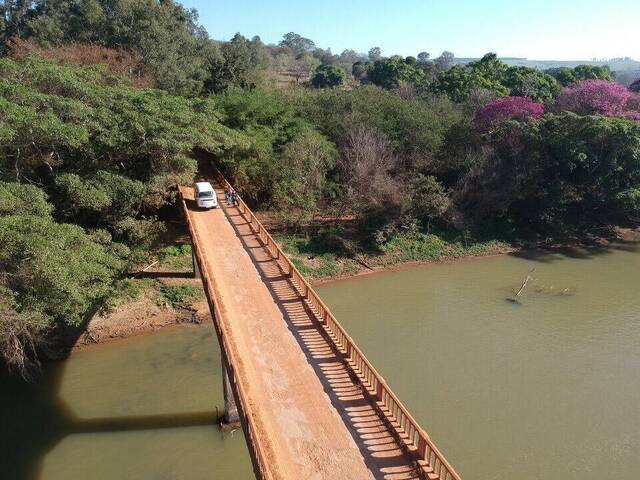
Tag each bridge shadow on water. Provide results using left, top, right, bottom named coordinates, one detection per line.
left=0, top=363, right=218, bottom=480
left=221, top=201, right=425, bottom=480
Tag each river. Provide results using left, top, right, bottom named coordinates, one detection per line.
left=2, top=243, right=639, bottom=479
left=319, top=243, right=640, bottom=479
left=0, top=327, right=253, bottom=480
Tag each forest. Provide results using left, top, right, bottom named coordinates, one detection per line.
left=1, top=0, right=640, bottom=375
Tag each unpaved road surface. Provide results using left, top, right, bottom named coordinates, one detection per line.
left=182, top=186, right=422, bottom=480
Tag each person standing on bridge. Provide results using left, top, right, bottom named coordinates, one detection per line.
left=224, top=186, right=231, bottom=205
left=231, top=189, right=238, bottom=206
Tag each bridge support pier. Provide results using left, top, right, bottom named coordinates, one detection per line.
left=222, top=355, right=240, bottom=425
left=191, top=246, right=201, bottom=279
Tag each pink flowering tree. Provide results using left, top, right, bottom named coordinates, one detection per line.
left=554, top=80, right=631, bottom=116
left=474, top=96, right=545, bottom=131
left=623, top=92, right=640, bottom=121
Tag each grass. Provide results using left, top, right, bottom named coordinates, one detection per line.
left=103, top=278, right=158, bottom=312
left=278, top=234, right=360, bottom=280
left=277, top=229, right=509, bottom=281
left=378, top=231, right=508, bottom=264
left=159, top=284, right=203, bottom=309
left=155, top=244, right=193, bottom=270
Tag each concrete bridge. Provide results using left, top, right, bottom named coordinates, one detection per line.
left=179, top=171, right=461, bottom=480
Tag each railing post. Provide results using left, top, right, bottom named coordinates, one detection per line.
left=376, top=380, right=384, bottom=401
left=417, top=436, right=427, bottom=458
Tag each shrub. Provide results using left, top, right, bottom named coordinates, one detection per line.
left=0, top=182, right=53, bottom=217
left=617, top=188, right=640, bottom=214
left=311, top=64, right=345, bottom=88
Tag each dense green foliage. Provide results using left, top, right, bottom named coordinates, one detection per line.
left=311, top=64, right=345, bottom=88
left=1, top=5, right=639, bottom=376
left=1, top=0, right=217, bottom=95
left=545, top=65, right=614, bottom=86
left=429, top=54, right=560, bottom=102
left=0, top=57, right=241, bottom=373
left=214, top=88, right=334, bottom=212
left=458, top=114, right=640, bottom=232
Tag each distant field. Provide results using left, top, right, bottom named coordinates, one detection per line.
left=270, top=70, right=311, bottom=88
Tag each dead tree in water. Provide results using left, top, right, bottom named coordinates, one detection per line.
left=508, top=268, right=535, bottom=303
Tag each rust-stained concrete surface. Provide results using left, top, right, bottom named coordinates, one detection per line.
left=181, top=185, right=422, bottom=480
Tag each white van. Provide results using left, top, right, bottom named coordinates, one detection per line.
left=194, top=182, right=218, bottom=209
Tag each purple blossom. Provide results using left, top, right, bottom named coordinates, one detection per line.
left=625, top=93, right=640, bottom=112
left=554, top=80, right=631, bottom=116
left=474, top=96, right=545, bottom=131
left=622, top=111, right=640, bottom=122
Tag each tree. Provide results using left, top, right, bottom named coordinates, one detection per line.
left=459, top=113, right=640, bottom=229
left=411, top=175, right=449, bottom=228
left=368, top=55, right=425, bottom=89
left=214, top=88, right=331, bottom=205
left=273, top=128, right=336, bottom=224
left=339, top=126, right=404, bottom=217
left=472, top=53, right=507, bottom=82
left=290, top=53, right=319, bottom=82
left=352, top=61, right=370, bottom=83
left=432, top=54, right=561, bottom=103
left=0, top=213, right=128, bottom=374
left=417, top=52, right=431, bottom=64
left=630, top=78, right=640, bottom=93
left=554, top=80, right=631, bottom=116
left=4, top=0, right=217, bottom=96
left=431, top=64, right=508, bottom=102
left=474, top=97, right=545, bottom=131
left=0, top=56, right=239, bottom=230
left=311, top=64, right=345, bottom=88
left=434, top=51, right=455, bottom=71
left=339, top=49, right=363, bottom=63
left=368, top=47, right=382, bottom=62
left=546, top=64, right=614, bottom=86
left=0, top=181, right=53, bottom=217
left=544, top=67, right=577, bottom=87
left=503, top=66, right=560, bottom=102
left=7, top=37, right=153, bottom=87
left=0, top=0, right=35, bottom=55
left=291, top=85, right=463, bottom=173
left=280, top=32, right=316, bottom=53
left=573, top=64, right=614, bottom=82
left=208, top=33, right=262, bottom=92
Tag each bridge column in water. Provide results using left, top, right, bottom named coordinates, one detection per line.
left=222, top=354, right=240, bottom=425
left=191, top=245, right=201, bottom=279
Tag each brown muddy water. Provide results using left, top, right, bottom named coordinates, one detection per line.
left=318, top=243, right=640, bottom=480
left=0, top=327, right=253, bottom=480
left=2, top=242, right=639, bottom=480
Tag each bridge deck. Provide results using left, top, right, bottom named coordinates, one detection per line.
left=181, top=185, right=424, bottom=480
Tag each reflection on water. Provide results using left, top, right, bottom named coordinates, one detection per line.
left=318, top=243, right=640, bottom=480
left=0, top=326, right=253, bottom=480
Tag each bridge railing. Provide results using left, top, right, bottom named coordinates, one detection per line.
left=179, top=189, right=275, bottom=480
left=216, top=171, right=462, bottom=480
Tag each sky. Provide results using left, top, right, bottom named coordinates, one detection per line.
left=180, top=0, right=639, bottom=61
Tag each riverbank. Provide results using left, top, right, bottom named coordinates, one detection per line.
left=72, top=224, right=639, bottom=350
left=72, top=244, right=208, bottom=351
